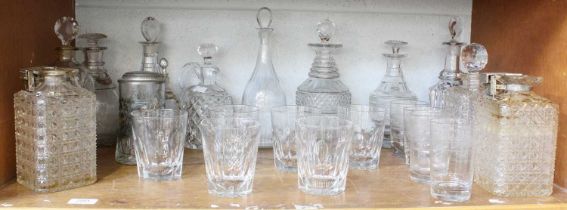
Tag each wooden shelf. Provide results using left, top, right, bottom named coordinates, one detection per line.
left=0, top=147, right=566, bottom=209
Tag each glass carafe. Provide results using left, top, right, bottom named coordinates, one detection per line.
left=184, top=43, right=233, bottom=149
left=429, top=18, right=464, bottom=108
left=242, top=7, right=286, bottom=148
left=296, top=19, right=350, bottom=114
left=474, top=74, right=558, bottom=197
left=15, top=67, right=97, bottom=192
left=369, top=40, right=416, bottom=148
left=78, top=33, right=120, bottom=146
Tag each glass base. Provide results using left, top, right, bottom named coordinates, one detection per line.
left=349, top=158, right=379, bottom=170
left=138, top=165, right=182, bottom=181
left=382, top=136, right=392, bottom=148
left=115, top=152, right=137, bottom=165
left=208, top=189, right=252, bottom=198
left=410, top=171, right=431, bottom=184
left=431, top=182, right=471, bottom=202
left=299, top=177, right=346, bottom=196
left=275, top=160, right=297, bottom=172
left=207, top=178, right=253, bottom=197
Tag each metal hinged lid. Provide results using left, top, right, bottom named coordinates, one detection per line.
left=118, top=71, right=165, bottom=83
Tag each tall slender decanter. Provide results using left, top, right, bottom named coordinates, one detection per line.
left=296, top=19, right=350, bottom=114
left=429, top=18, right=464, bottom=108
left=15, top=67, right=96, bottom=192
left=78, top=33, right=120, bottom=146
left=369, top=40, right=416, bottom=148
left=184, top=43, right=232, bottom=149
left=242, top=7, right=286, bottom=147
left=474, top=74, right=558, bottom=197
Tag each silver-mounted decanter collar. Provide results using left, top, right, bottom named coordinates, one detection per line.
left=439, top=18, right=464, bottom=81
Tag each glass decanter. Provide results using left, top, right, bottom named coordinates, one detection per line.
left=184, top=43, right=233, bottom=149
left=14, top=67, right=97, bottom=192
left=78, top=33, right=120, bottom=146
left=54, top=17, right=95, bottom=92
left=444, top=43, right=488, bottom=123
left=369, top=40, right=416, bottom=148
left=429, top=18, right=464, bottom=108
left=242, top=7, right=286, bottom=148
left=474, top=74, right=559, bottom=197
left=296, top=19, right=350, bottom=114
left=160, top=58, right=180, bottom=109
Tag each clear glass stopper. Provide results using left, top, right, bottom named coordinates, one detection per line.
left=461, top=43, right=488, bottom=73
left=385, top=40, right=408, bottom=54
left=448, top=17, right=462, bottom=41
left=78, top=33, right=107, bottom=48
left=54, top=17, right=79, bottom=46
left=141, top=17, right=161, bottom=42
left=256, top=7, right=273, bottom=28
left=317, top=19, right=336, bottom=43
left=197, top=43, right=218, bottom=64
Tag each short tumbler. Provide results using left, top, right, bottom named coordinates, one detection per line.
left=131, top=109, right=188, bottom=181
left=404, top=107, right=441, bottom=184
left=390, top=99, right=427, bottom=160
left=271, top=106, right=319, bottom=172
left=430, top=118, right=473, bottom=202
left=199, top=105, right=261, bottom=197
left=339, top=105, right=385, bottom=170
left=296, top=116, right=353, bottom=195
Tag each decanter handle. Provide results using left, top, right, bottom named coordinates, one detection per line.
left=183, top=62, right=203, bottom=82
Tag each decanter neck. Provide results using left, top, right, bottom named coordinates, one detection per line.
left=385, top=57, right=403, bottom=76
left=42, top=74, right=67, bottom=87
left=462, top=72, right=480, bottom=91
left=256, top=29, right=274, bottom=66
left=309, top=46, right=340, bottom=79
left=201, top=66, right=218, bottom=86
left=84, top=48, right=106, bottom=71
left=439, top=42, right=462, bottom=80
left=141, top=42, right=160, bottom=72
left=56, top=46, right=76, bottom=66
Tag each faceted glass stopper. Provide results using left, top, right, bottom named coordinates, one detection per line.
left=54, top=17, right=79, bottom=46
left=78, top=33, right=107, bottom=48
left=256, top=7, right=273, bottom=28
left=197, top=43, right=218, bottom=60
left=141, top=17, right=160, bottom=42
left=385, top=40, right=408, bottom=54
left=317, top=19, right=336, bottom=43
left=461, top=43, right=488, bottom=73
left=448, top=17, right=462, bottom=41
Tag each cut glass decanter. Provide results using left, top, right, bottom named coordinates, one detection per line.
left=78, top=33, right=120, bottom=146
left=296, top=19, right=350, bottom=114
left=184, top=43, right=233, bottom=149
left=242, top=7, right=286, bottom=148
left=369, top=40, right=416, bottom=148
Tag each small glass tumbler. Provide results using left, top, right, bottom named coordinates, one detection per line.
left=271, top=106, right=319, bottom=172
left=131, top=109, right=188, bottom=181
left=404, top=107, right=441, bottom=184
left=430, top=118, right=473, bottom=202
left=296, top=115, right=353, bottom=195
left=199, top=105, right=260, bottom=197
left=338, top=105, right=385, bottom=170
left=390, top=99, right=427, bottom=162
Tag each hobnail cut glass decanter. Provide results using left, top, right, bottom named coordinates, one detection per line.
left=444, top=43, right=488, bottom=123
left=78, top=33, right=120, bottom=146
left=14, top=67, right=97, bottom=192
left=296, top=19, right=350, bottom=114
left=429, top=18, right=464, bottom=108
left=474, top=74, right=559, bottom=197
left=184, top=44, right=232, bottom=149
left=54, top=17, right=95, bottom=92
left=369, top=40, right=416, bottom=148
left=242, top=7, right=286, bottom=148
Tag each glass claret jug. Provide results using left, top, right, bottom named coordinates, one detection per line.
left=474, top=74, right=559, bottom=197
left=183, top=43, right=232, bottom=149
left=296, top=19, right=350, bottom=114
left=242, top=7, right=286, bottom=148
left=369, top=40, right=416, bottom=148
left=78, top=33, right=120, bottom=146
left=14, top=67, right=97, bottom=192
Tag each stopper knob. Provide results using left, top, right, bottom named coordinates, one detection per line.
left=141, top=17, right=161, bottom=42
left=78, top=33, right=107, bottom=48
left=385, top=40, right=408, bottom=54
left=256, top=7, right=273, bottom=28
left=317, top=19, right=336, bottom=43
left=461, top=43, right=488, bottom=73
left=54, top=17, right=79, bottom=46
left=448, top=17, right=462, bottom=41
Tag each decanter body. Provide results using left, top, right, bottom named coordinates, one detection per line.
left=296, top=19, right=350, bottom=114
left=79, top=33, right=119, bottom=146
left=474, top=75, right=559, bottom=197
left=429, top=19, right=464, bottom=108
left=369, top=40, right=416, bottom=148
left=242, top=7, right=286, bottom=147
left=14, top=67, right=96, bottom=192
left=184, top=44, right=232, bottom=149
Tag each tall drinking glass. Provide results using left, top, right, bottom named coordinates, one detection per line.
left=296, top=116, right=353, bottom=195
left=271, top=106, right=319, bottom=172
left=339, top=105, right=385, bottom=170
left=131, top=109, right=188, bottom=181
left=390, top=99, right=427, bottom=162
left=199, top=105, right=260, bottom=197
left=404, top=107, right=441, bottom=184
left=430, top=118, right=473, bottom=202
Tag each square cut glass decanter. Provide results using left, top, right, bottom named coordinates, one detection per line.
left=429, top=18, right=464, bottom=109
left=242, top=7, right=286, bottom=148
left=296, top=19, right=350, bottom=114
left=183, top=43, right=232, bottom=149
left=474, top=74, right=559, bottom=197
left=369, top=40, right=416, bottom=148
left=14, top=67, right=97, bottom=192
